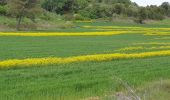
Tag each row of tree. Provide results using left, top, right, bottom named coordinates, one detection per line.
left=0, top=0, right=170, bottom=30
left=41, top=0, right=170, bottom=23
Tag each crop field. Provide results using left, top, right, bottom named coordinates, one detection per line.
left=0, top=20, right=170, bottom=100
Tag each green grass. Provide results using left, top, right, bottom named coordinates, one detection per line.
left=0, top=57, right=170, bottom=100
left=0, top=15, right=74, bottom=32
left=1, top=34, right=170, bottom=60
left=0, top=20, right=170, bottom=100
left=0, top=34, right=147, bottom=60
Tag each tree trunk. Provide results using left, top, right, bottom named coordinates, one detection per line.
left=16, top=16, right=22, bottom=31
left=16, top=0, right=29, bottom=31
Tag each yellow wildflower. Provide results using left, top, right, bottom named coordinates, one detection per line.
left=1, top=50, right=170, bottom=68
left=0, top=31, right=127, bottom=37
left=116, top=46, right=144, bottom=51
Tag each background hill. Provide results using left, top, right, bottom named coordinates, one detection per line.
left=0, top=0, right=170, bottom=31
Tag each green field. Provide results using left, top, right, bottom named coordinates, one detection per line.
left=0, top=21, right=170, bottom=100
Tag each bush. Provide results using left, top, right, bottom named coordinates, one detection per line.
left=0, top=0, right=7, bottom=5
left=78, top=7, right=98, bottom=19
left=78, top=4, right=114, bottom=19
left=134, top=18, right=144, bottom=24
left=73, top=14, right=90, bottom=21
left=39, top=11, right=63, bottom=21
left=0, top=5, right=7, bottom=15
left=63, top=13, right=74, bottom=21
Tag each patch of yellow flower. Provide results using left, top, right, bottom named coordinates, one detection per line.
left=145, top=32, right=170, bottom=36
left=1, top=50, right=170, bottom=68
left=0, top=31, right=127, bottom=37
left=81, top=26, right=170, bottom=36
left=134, top=42, right=170, bottom=45
left=149, top=46, right=170, bottom=49
left=116, top=46, right=144, bottom=51
left=154, top=37, right=170, bottom=40
left=116, top=46, right=170, bottom=52
left=0, top=26, right=170, bottom=37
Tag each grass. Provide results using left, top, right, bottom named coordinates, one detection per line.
left=0, top=57, right=170, bottom=100
left=0, top=19, right=170, bottom=100
left=0, top=15, right=74, bottom=31
left=0, top=34, right=167, bottom=60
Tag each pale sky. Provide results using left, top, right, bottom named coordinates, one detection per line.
left=131, top=0, right=170, bottom=6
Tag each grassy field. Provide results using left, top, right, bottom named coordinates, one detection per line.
left=0, top=20, right=170, bottom=100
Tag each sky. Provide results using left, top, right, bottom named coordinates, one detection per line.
left=131, top=0, right=170, bottom=6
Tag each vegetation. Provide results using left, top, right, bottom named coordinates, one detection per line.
left=0, top=0, right=170, bottom=100
left=41, top=0, right=170, bottom=22
left=0, top=20, right=170, bottom=99
left=8, top=0, right=42, bottom=30
left=0, top=0, right=170, bottom=31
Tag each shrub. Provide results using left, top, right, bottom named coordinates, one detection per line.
left=134, top=18, right=144, bottom=24
left=78, top=7, right=98, bottom=19
left=0, top=5, right=7, bottom=15
left=73, top=14, right=90, bottom=21
left=40, top=11, right=62, bottom=21
left=63, top=13, right=74, bottom=21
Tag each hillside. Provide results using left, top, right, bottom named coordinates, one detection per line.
left=0, top=0, right=170, bottom=31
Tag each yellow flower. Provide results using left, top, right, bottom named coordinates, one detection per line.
left=116, top=46, right=144, bottom=51
left=134, top=42, right=170, bottom=45
left=1, top=50, right=170, bottom=68
left=0, top=31, right=127, bottom=36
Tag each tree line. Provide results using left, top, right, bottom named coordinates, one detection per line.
left=0, top=0, right=170, bottom=30
left=41, top=0, right=170, bottom=21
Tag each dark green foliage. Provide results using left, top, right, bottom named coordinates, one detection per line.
left=147, top=5, right=164, bottom=20
left=42, top=0, right=131, bottom=16
left=0, top=5, right=7, bottom=15
left=134, top=5, right=167, bottom=24
left=78, top=3, right=113, bottom=19
left=42, top=0, right=90, bottom=14
left=42, top=0, right=170, bottom=23
left=113, top=3, right=126, bottom=15
left=42, top=0, right=70, bottom=14
left=125, top=5, right=139, bottom=17
left=0, top=0, right=7, bottom=5
left=137, top=7, right=148, bottom=24
left=2, top=0, right=170, bottom=28
left=95, top=0, right=131, bottom=4
left=161, top=2, right=170, bottom=17
left=0, top=0, right=7, bottom=15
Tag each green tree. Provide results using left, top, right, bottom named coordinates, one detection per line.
left=0, top=0, right=7, bottom=5
left=95, top=0, right=131, bottom=4
left=161, top=2, right=170, bottom=16
left=42, top=0, right=89, bottom=14
left=113, top=3, right=125, bottom=15
left=146, top=5, right=164, bottom=20
left=8, top=0, right=41, bottom=30
left=136, top=7, right=147, bottom=24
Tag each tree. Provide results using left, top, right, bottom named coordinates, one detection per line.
left=146, top=5, right=164, bottom=20
left=161, top=2, right=170, bottom=16
left=113, top=3, right=125, bottom=15
left=0, top=0, right=7, bottom=5
left=8, top=0, right=41, bottom=30
left=136, top=7, right=147, bottom=24
left=42, top=0, right=89, bottom=14
left=161, top=2, right=170, bottom=11
left=95, top=0, right=131, bottom=4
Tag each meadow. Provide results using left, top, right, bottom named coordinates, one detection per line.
left=0, top=20, right=170, bottom=100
